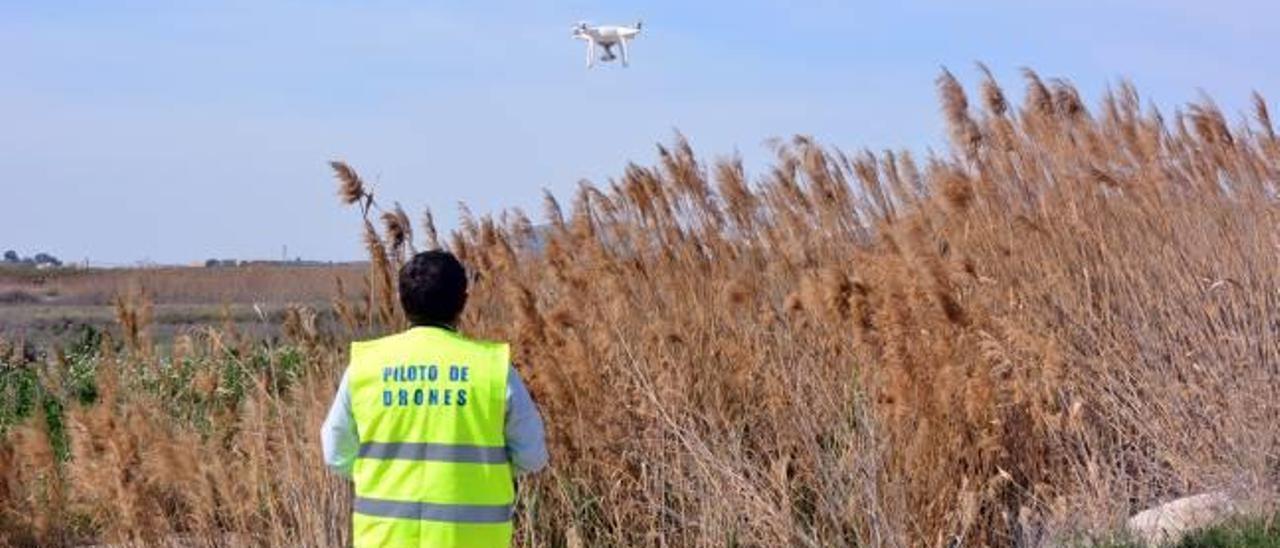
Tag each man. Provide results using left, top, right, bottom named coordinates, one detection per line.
left=322, top=250, right=548, bottom=547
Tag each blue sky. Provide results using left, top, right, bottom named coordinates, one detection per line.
left=2, top=1, right=1276, bottom=265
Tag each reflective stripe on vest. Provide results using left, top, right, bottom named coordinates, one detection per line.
left=347, top=326, right=514, bottom=548
left=354, top=496, right=513, bottom=523
left=358, top=441, right=508, bottom=464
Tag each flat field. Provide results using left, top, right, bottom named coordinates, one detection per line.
left=0, top=264, right=365, bottom=346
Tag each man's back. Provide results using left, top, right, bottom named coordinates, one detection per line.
left=324, top=326, right=547, bottom=548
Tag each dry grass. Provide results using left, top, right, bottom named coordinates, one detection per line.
left=0, top=265, right=365, bottom=307
left=2, top=68, right=1279, bottom=547
left=0, top=266, right=366, bottom=348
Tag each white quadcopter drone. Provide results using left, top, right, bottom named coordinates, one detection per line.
left=572, top=21, right=642, bottom=68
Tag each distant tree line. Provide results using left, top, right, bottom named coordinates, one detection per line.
left=2, top=249, right=62, bottom=267
left=204, top=258, right=341, bottom=268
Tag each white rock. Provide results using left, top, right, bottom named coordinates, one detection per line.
left=1126, top=491, right=1235, bottom=546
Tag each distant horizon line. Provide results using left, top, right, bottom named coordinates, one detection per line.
left=3, top=257, right=371, bottom=270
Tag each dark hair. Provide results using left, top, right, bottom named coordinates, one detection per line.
left=398, top=250, right=468, bottom=326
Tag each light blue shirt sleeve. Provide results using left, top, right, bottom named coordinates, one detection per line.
left=320, top=365, right=549, bottom=477
left=321, top=370, right=359, bottom=478
left=504, top=365, right=549, bottom=474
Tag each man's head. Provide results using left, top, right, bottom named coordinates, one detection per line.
left=398, top=250, right=468, bottom=327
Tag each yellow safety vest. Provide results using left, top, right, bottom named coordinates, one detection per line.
left=347, top=326, right=514, bottom=548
